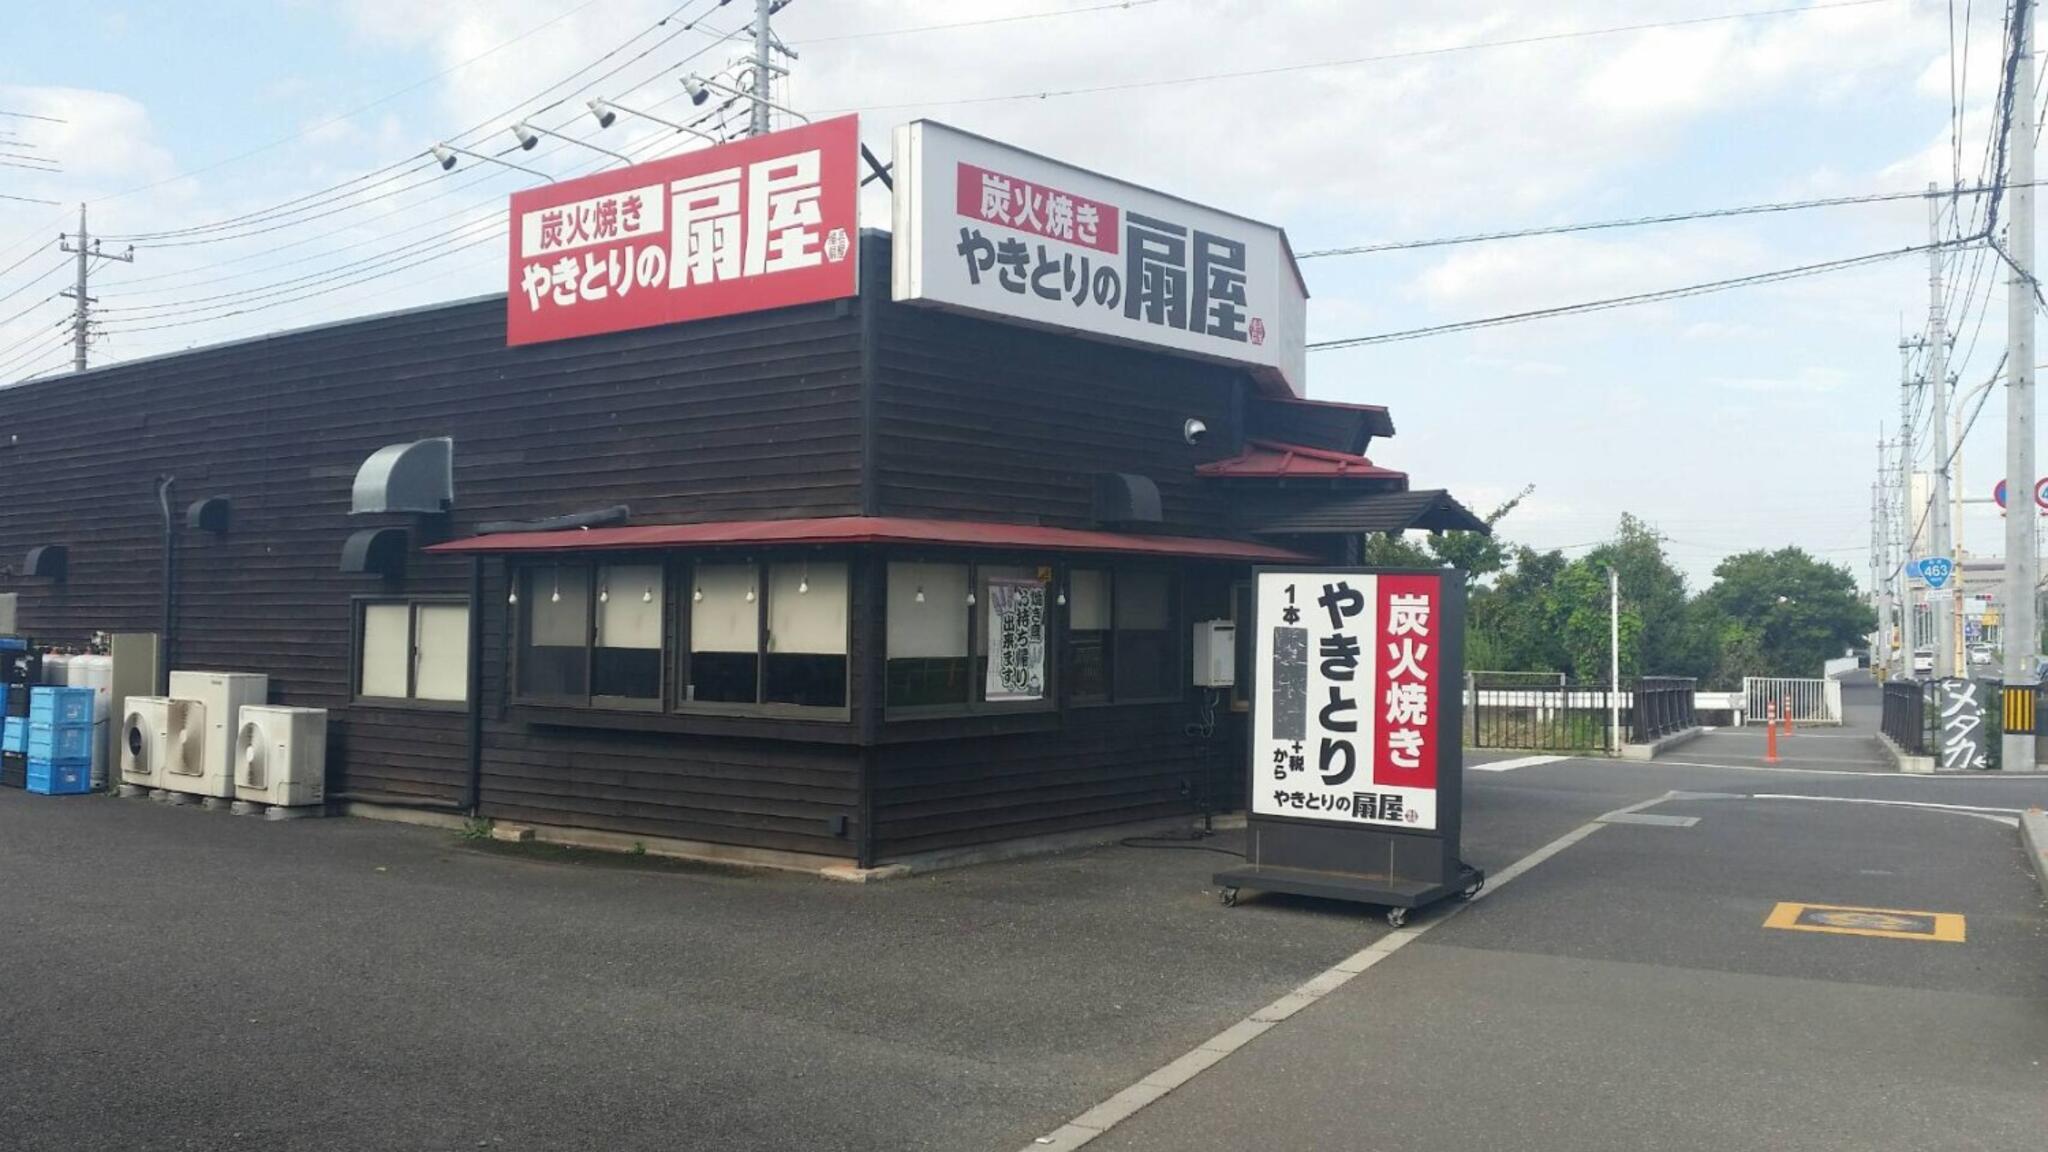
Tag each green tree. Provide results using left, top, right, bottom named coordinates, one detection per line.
left=1696, top=548, right=1875, bottom=679
left=1582, top=514, right=1707, bottom=680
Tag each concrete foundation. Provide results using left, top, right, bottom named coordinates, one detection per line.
left=1619, top=726, right=1705, bottom=761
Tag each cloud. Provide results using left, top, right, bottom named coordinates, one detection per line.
left=1710, top=365, right=1851, bottom=394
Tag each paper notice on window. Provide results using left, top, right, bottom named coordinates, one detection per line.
left=986, top=578, right=1047, bottom=701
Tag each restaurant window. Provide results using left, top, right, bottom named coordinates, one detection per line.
left=594, top=563, right=663, bottom=704
left=765, top=561, right=848, bottom=708
left=519, top=565, right=591, bottom=700
left=682, top=559, right=850, bottom=713
left=1064, top=567, right=1180, bottom=704
left=359, top=599, right=470, bottom=704
left=1067, top=568, right=1112, bottom=703
left=886, top=562, right=971, bottom=708
left=688, top=563, right=759, bottom=704
left=1114, top=569, right=1178, bottom=700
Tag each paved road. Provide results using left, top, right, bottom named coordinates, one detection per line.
left=2, top=727, right=2043, bottom=1150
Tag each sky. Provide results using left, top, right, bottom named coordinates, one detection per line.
left=0, top=0, right=2024, bottom=590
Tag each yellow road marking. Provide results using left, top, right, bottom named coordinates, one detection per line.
left=1763, top=901, right=1966, bottom=943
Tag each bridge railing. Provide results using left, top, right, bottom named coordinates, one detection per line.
left=1630, top=677, right=1697, bottom=742
left=1881, top=680, right=1933, bottom=754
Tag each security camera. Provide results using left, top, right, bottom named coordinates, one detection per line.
left=1183, top=418, right=1208, bottom=446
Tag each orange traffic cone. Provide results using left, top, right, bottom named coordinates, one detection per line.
left=1766, top=702, right=1779, bottom=763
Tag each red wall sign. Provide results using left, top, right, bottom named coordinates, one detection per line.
left=506, top=115, right=860, bottom=347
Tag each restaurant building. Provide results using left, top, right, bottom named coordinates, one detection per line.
left=0, top=119, right=1482, bottom=872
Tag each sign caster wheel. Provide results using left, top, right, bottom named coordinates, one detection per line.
left=1219, top=887, right=1239, bottom=908
left=1385, top=906, right=1409, bottom=928
left=1456, top=878, right=1485, bottom=902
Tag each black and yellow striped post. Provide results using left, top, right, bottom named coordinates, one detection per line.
left=2003, top=684, right=2037, bottom=736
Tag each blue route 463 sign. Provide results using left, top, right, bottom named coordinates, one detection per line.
left=1917, top=557, right=1954, bottom=589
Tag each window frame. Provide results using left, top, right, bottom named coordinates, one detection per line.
left=674, top=553, right=854, bottom=721
left=351, top=594, right=472, bottom=711
left=1064, top=563, right=1186, bottom=709
left=884, top=554, right=1061, bottom=720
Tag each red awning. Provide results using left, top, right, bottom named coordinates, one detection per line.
left=425, top=515, right=1313, bottom=562
left=1196, top=439, right=1407, bottom=481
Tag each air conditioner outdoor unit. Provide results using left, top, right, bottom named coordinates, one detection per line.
left=120, top=697, right=202, bottom=791
left=165, top=671, right=270, bottom=800
left=234, top=706, right=327, bottom=809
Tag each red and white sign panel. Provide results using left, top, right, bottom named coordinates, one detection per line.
left=892, top=120, right=1308, bottom=396
left=1251, top=570, right=1442, bottom=830
left=507, top=115, right=860, bottom=347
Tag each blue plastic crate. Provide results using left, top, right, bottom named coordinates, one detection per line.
left=27, top=722, right=93, bottom=761
left=1, top=718, right=22, bottom=755
left=29, top=686, right=95, bottom=726
left=26, top=758, right=90, bottom=795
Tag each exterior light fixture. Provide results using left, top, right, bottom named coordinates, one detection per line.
left=684, top=76, right=713, bottom=106
left=508, top=586, right=519, bottom=605
left=915, top=585, right=926, bottom=604
left=1057, top=588, right=1067, bottom=606
left=642, top=585, right=654, bottom=604
left=694, top=586, right=704, bottom=603
left=684, top=73, right=810, bottom=125
left=799, top=560, right=810, bottom=595
left=509, top=120, right=631, bottom=163
left=551, top=570, right=562, bottom=604
left=966, top=591, right=977, bottom=605
left=428, top=142, right=556, bottom=182
left=598, top=580, right=610, bottom=604
left=587, top=97, right=722, bottom=144
left=745, top=585, right=757, bottom=604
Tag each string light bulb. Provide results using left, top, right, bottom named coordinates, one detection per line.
left=643, top=585, right=654, bottom=604
left=550, top=569, right=561, bottom=604
left=915, top=585, right=926, bottom=604
left=1057, top=588, right=1067, bottom=606
left=745, top=585, right=756, bottom=604
left=508, top=586, right=519, bottom=605
left=693, top=586, right=704, bottom=603
left=799, top=560, right=809, bottom=595
left=966, top=590, right=976, bottom=605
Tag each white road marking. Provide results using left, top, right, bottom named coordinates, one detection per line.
left=1467, top=754, right=1571, bottom=772
left=1019, top=818, right=1611, bottom=1152
left=1629, top=758, right=2048, bottom=780
left=1744, top=792, right=2022, bottom=827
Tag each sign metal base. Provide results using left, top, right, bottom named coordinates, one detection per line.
left=1215, top=816, right=1483, bottom=922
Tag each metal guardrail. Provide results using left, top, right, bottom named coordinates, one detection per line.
left=1742, top=676, right=1843, bottom=724
left=1630, top=677, right=1697, bottom=742
left=1882, top=680, right=1932, bottom=755
left=1469, top=676, right=1698, bottom=753
left=1470, top=683, right=1615, bottom=753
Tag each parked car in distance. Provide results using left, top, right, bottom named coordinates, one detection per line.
left=1968, top=644, right=1994, bottom=667
left=1913, top=648, right=1934, bottom=676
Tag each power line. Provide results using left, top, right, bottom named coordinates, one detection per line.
left=792, top=0, right=1162, bottom=42
left=833, top=0, right=1898, bottom=113
left=1306, top=241, right=1969, bottom=351
left=85, top=0, right=626, bottom=209
left=1297, top=184, right=2029, bottom=259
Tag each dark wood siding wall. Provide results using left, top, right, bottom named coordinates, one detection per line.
left=870, top=290, right=1246, bottom=531
left=0, top=294, right=866, bottom=853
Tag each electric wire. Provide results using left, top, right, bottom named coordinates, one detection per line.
left=793, top=0, right=1162, bottom=42
left=832, top=0, right=1898, bottom=113
left=1306, top=242, right=1972, bottom=351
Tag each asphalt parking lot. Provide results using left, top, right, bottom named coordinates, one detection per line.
left=3, top=731, right=2044, bottom=1152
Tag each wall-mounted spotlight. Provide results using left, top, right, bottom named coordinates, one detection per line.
left=429, top=143, right=555, bottom=182
left=509, top=121, right=630, bottom=163
left=586, top=98, right=721, bottom=145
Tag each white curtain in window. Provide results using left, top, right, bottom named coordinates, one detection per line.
left=887, top=562, right=968, bottom=658
left=597, top=564, right=663, bottom=650
left=414, top=604, right=470, bottom=702
left=1069, top=568, right=1111, bottom=631
left=1116, top=570, right=1171, bottom=629
left=768, top=562, right=847, bottom=654
left=360, top=603, right=410, bottom=698
left=529, top=566, right=589, bottom=647
left=692, top=564, right=758, bottom=653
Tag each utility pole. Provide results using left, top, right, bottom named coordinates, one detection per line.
left=56, top=202, right=133, bottom=373
left=1927, top=183, right=1955, bottom=677
left=751, top=0, right=775, bottom=137
left=1899, top=340, right=1920, bottom=678
left=2005, top=0, right=2040, bottom=771
left=1608, top=566, right=1622, bottom=749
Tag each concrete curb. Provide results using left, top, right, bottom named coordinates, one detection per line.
left=2020, top=808, right=2048, bottom=904
left=1619, top=726, right=1704, bottom=761
left=1877, top=732, right=1937, bottom=774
